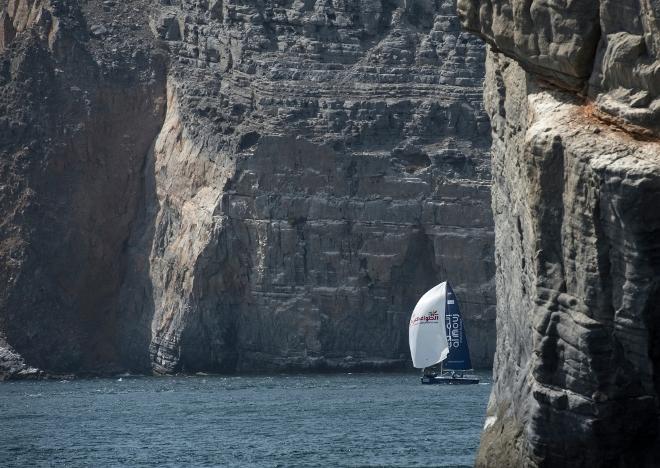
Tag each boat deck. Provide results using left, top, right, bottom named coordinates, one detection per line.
left=421, top=372, right=479, bottom=385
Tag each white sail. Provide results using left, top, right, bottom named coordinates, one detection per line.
left=408, top=282, right=449, bottom=369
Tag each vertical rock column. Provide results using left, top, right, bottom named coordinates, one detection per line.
left=481, top=50, right=660, bottom=467
left=458, top=0, right=660, bottom=466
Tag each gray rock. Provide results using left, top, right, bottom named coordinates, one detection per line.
left=458, top=0, right=660, bottom=133
left=0, top=339, right=41, bottom=380
left=0, top=0, right=496, bottom=378
left=121, top=0, right=497, bottom=374
left=457, top=3, right=660, bottom=464
left=473, top=36, right=660, bottom=468
left=457, top=0, right=600, bottom=89
left=0, top=0, right=168, bottom=377
left=90, top=24, right=107, bottom=37
left=149, top=11, right=181, bottom=41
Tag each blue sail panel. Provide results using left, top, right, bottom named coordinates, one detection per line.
left=443, top=283, right=473, bottom=370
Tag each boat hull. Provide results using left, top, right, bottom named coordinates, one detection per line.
left=421, top=375, right=479, bottom=385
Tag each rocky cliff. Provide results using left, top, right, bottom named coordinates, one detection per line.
left=0, top=0, right=495, bottom=378
left=457, top=1, right=660, bottom=466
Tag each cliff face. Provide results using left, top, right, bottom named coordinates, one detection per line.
left=457, top=1, right=660, bottom=466
left=0, top=0, right=495, bottom=378
left=0, top=0, right=167, bottom=377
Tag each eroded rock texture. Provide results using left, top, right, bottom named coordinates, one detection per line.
left=457, top=1, right=660, bottom=466
left=0, top=0, right=495, bottom=378
left=458, top=0, right=660, bottom=132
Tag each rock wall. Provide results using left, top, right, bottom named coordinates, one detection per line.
left=0, top=0, right=495, bottom=378
left=122, top=0, right=496, bottom=374
left=0, top=0, right=167, bottom=376
left=457, top=1, right=660, bottom=466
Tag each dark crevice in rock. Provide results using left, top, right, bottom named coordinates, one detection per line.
left=593, top=178, right=615, bottom=324
left=648, top=283, right=660, bottom=416
left=534, top=135, right=566, bottom=292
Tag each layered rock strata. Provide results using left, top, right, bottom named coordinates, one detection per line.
left=122, top=0, right=496, bottom=374
left=457, top=1, right=660, bottom=466
left=0, top=0, right=495, bottom=378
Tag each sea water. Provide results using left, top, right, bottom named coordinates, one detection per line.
left=0, top=372, right=490, bottom=467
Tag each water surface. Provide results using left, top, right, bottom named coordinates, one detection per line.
left=1, top=372, right=490, bottom=467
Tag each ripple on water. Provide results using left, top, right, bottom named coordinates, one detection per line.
left=0, top=373, right=490, bottom=467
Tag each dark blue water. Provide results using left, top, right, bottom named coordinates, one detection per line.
left=0, top=372, right=490, bottom=467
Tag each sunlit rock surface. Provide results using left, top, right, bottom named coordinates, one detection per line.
left=457, top=1, right=660, bottom=466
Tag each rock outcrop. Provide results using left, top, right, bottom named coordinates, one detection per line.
left=457, top=1, right=660, bottom=466
left=0, top=0, right=495, bottom=378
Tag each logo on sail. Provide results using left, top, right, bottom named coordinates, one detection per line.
left=410, top=310, right=439, bottom=326
left=445, top=312, right=462, bottom=347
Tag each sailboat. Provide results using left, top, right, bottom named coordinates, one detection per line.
left=408, top=281, right=479, bottom=385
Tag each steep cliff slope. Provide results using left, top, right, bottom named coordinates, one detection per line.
left=457, top=1, right=660, bottom=466
left=0, top=0, right=167, bottom=377
left=0, top=0, right=495, bottom=378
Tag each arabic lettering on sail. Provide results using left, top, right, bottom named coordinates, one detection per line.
left=409, top=310, right=439, bottom=326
